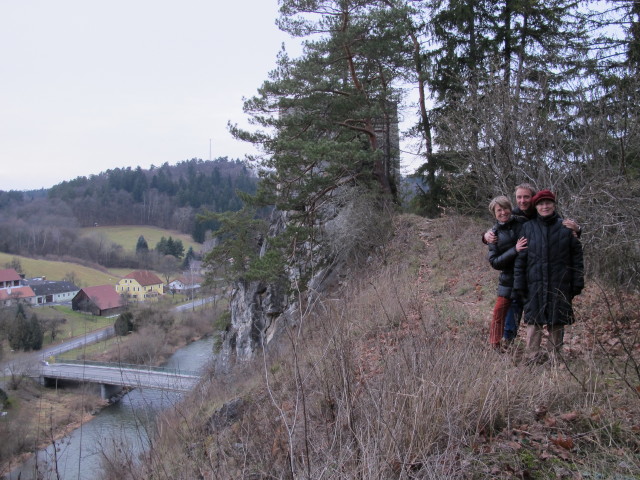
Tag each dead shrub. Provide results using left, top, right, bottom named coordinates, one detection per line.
left=66, top=387, right=104, bottom=415
left=114, top=326, right=169, bottom=365
left=0, top=408, right=34, bottom=473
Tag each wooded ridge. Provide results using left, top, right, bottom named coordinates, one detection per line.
left=0, top=158, right=258, bottom=269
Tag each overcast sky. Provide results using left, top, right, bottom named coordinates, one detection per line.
left=0, top=1, right=299, bottom=191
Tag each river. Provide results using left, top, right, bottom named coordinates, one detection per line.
left=5, top=337, right=214, bottom=480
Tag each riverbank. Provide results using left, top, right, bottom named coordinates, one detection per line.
left=1, top=305, right=220, bottom=478
left=1, top=381, right=107, bottom=476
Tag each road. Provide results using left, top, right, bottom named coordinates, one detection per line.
left=41, top=325, right=115, bottom=358
left=1, top=326, right=115, bottom=377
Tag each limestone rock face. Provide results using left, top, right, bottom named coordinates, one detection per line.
left=223, top=280, right=288, bottom=363
left=215, top=199, right=355, bottom=372
left=215, top=210, right=295, bottom=372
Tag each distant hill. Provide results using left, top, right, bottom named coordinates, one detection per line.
left=46, top=157, right=258, bottom=242
left=0, top=158, right=257, bottom=270
left=0, top=157, right=257, bottom=242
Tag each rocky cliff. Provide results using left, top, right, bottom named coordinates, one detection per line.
left=214, top=191, right=369, bottom=372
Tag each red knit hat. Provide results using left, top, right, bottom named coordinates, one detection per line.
left=532, top=189, right=556, bottom=206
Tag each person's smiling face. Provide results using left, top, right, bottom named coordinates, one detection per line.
left=494, top=204, right=511, bottom=223
left=535, top=199, right=555, bottom=217
left=515, top=188, right=533, bottom=212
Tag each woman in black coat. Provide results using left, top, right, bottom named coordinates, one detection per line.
left=487, top=196, right=527, bottom=349
left=513, top=190, right=584, bottom=363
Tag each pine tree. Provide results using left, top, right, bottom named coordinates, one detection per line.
left=200, top=208, right=276, bottom=283
left=182, top=246, right=196, bottom=269
left=114, top=312, right=134, bottom=336
left=7, top=305, right=42, bottom=351
left=135, top=235, right=149, bottom=254
left=423, top=0, right=589, bottom=208
left=561, top=0, right=640, bottom=286
left=7, top=304, right=28, bottom=350
left=156, top=237, right=168, bottom=255
left=25, top=313, right=43, bottom=351
left=225, top=0, right=417, bottom=282
left=171, top=239, right=184, bottom=259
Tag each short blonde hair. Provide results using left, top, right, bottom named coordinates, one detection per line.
left=488, top=195, right=512, bottom=214
left=514, top=183, right=536, bottom=197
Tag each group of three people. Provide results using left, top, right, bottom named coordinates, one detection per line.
left=485, top=184, right=584, bottom=363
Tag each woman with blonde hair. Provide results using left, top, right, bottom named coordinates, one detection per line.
left=486, top=195, right=527, bottom=349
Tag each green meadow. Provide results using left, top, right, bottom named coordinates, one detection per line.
left=37, top=305, right=115, bottom=345
left=80, top=225, right=202, bottom=254
left=0, top=252, right=120, bottom=287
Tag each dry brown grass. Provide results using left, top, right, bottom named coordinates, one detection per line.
left=0, top=380, right=105, bottom=477
left=105, top=214, right=639, bottom=479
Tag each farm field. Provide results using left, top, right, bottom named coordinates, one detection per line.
left=80, top=225, right=202, bottom=254
left=55, top=334, right=122, bottom=361
left=0, top=252, right=120, bottom=287
left=36, top=305, right=115, bottom=344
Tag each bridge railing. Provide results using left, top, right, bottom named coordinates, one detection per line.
left=52, top=357, right=200, bottom=377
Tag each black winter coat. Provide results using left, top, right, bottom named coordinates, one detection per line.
left=512, top=205, right=535, bottom=220
left=487, top=216, right=526, bottom=299
left=513, top=213, right=584, bottom=326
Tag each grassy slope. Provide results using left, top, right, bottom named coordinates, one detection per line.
left=80, top=225, right=202, bottom=254
left=0, top=252, right=119, bottom=286
left=0, top=224, right=203, bottom=285
left=138, top=214, right=639, bottom=479
left=37, top=305, right=115, bottom=344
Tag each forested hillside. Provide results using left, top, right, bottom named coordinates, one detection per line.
left=0, top=158, right=258, bottom=268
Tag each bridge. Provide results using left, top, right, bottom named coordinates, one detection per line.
left=38, top=361, right=201, bottom=399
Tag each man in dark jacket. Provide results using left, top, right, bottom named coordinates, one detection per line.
left=513, top=190, right=584, bottom=363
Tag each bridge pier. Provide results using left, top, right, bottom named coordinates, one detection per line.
left=39, top=376, right=57, bottom=388
left=100, top=383, right=123, bottom=400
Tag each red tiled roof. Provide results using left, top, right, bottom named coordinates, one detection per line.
left=0, top=268, right=21, bottom=282
left=0, top=286, right=35, bottom=301
left=80, top=285, right=122, bottom=310
left=123, top=270, right=163, bottom=286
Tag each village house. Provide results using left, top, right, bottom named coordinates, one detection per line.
left=0, top=268, right=35, bottom=307
left=0, top=268, right=22, bottom=289
left=0, top=285, right=36, bottom=307
left=116, top=270, right=164, bottom=302
left=23, top=278, right=80, bottom=305
left=72, top=285, right=123, bottom=316
left=167, top=273, right=204, bottom=293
